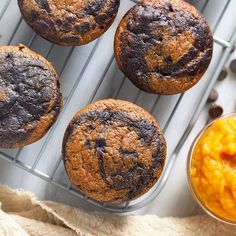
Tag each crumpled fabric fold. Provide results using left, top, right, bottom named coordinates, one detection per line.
left=0, top=185, right=235, bottom=236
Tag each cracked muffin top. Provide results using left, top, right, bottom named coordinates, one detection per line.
left=0, top=45, right=62, bottom=149
left=114, top=0, right=213, bottom=95
left=18, top=0, right=120, bottom=46
left=62, top=99, right=166, bottom=203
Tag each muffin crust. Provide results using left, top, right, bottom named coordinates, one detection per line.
left=0, top=45, right=62, bottom=148
left=18, top=0, right=120, bottom=46
left=114, top=0, right=213, bottom=94
left=63, top=99, right=166, bottom=203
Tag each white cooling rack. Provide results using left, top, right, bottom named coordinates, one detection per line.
left=0, top=0, right=235, bottom=212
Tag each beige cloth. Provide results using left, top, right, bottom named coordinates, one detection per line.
left=0, top=186, right=235, bottom=236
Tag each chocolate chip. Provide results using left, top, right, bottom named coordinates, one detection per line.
left=207, top=89, right=218, bottom=103
left=35, top=0, right=51, bottom=13
left=96, top=138, right=106, bottom=149
left=217, top=68, right=228, bottom=81
left=230, top=59, right=236, bottom=74
left=208, top=104, right=223, bottom=119
left=230, top=44, right=236, bottom=54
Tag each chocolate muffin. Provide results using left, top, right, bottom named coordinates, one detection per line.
left=114, top=0, right=213, bottom=95
left=18, top=0, right=120, bottom=46
left=62, top=99, right=166, bottom=203
left=0, top=45, right=62, bottom=149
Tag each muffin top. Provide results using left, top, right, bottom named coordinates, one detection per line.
left=0, top=45, right=62, bottom=148
left=63, top=99, right=166, bottom=203
left=114, top=0, right=213, bottom=94
left=18, top=0, right=120, bottom=46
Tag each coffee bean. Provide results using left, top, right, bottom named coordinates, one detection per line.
left=230, top=59, right=236, bottom=74
left=209, top=104, right=223, bottom=119
left=217, top=68, right=228, bottom=81
left=207, top=89, right=218, bottom=103
left=230, top=44, right=236, bottom=54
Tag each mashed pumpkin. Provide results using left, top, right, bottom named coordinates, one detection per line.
left=190, top=115, right=236, bottom=222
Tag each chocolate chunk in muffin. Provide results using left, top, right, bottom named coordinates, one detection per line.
left=114, top=0, right=213, bottom=95
left=18, top=0, right=120, bottom=46
left=0, top=45, right=62, bottom=149
left=62, top=99, right=166, bottom=203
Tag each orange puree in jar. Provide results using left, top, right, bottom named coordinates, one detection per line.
left=190, top=116, right=236, bottom=222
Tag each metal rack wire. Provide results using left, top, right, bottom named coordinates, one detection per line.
left=0, top=0, right=235, bottom=212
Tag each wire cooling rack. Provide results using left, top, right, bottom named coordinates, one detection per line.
left=0, top=0, right=235, bottom=213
